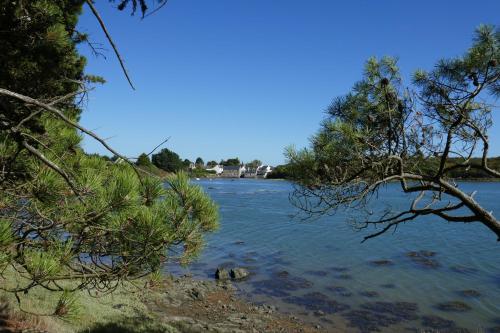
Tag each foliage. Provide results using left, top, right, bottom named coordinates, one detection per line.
left=189, top=168, right=216, bottom=178
left=136, top=153, right=152, bottom=167
left=182, top=158, right=192, bottom=169
left=195, top=157, right=204, bottom=168
left=266, top=164, right=291, bottom=179
left=221, top=158, right=241, bottom=166
left=0, top=0, right=219, bottom=316
left=206, top=160, right=218, bottom=168
left=152, top=148, right=184, bottom=172
left=287, top=25, right=500, bottom=241
left=245, top=159, right=262, bottom=169
left=113, top=0, right=169, bottom=17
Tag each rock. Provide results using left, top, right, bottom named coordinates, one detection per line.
left=304, top=270, right=328, bottom=277
left=252, top=271, right=313, bottom=298
left=343, top=309, right=397, bottom=332
left=283, top=292, right=350, bottom=314
left=370, top=259, right=394, bottom=266
left=276, top=270, right=290, bottom=278
left=421, top=315, right=456, bottom=329
left=313, top=310, right=325, bottom=316
left=215, top=267, right=230, bottom=280
left=230, top=268, right=250, bottom=280
left=380, top=283, right=396, bottom=289
left=406, top=250, right=440, bottom=269
left=359, top=291, right=380, bottom=298
left=190, top=288, right=205, bottom=300
left=330, top=266, right=349, bottom=272
left=436, top=301, right=472, bottom=312
left=326, top=285, right=352, bottom=297
left=343, top=302, right=419, bottom=332
left=360, top=301, right=419, bottom=321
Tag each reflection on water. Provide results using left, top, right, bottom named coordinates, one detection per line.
left=164, top=179, right=500, bottom=332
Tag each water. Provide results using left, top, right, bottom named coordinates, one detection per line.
left=165, top=178, right=500, bottom=332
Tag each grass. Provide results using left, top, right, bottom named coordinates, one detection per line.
left=0, top=268, right=178, bottom=333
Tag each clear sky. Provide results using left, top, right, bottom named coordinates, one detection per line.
left=77, top=0, right=500, bottom=166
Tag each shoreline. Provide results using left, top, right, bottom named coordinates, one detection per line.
left=0, top=274, right=325, bottom=333
left=145, top=274, right=326, bottom=333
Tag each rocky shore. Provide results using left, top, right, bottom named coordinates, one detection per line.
left=143, top=274, right=323, bottom=333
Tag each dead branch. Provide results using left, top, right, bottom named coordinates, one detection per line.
left=85, top=0, right=135, bottom=90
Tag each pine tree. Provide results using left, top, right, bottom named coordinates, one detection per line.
left=0, top=1, right=218, bottom=316
left=287, top=25, right=499, bottom=241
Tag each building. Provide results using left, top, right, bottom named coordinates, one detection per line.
left=220, top=165, right=244, bottom=178
left=256, top=165, right=274, bottom=178
left=206, top=164, right=223, bottom=175
left=243, top=168, right=257, bottom=178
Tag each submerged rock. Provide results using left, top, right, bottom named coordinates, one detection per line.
left=458, top=289, right=481, bottom=298
left=370, top=259, right=394, bottom=266
left=252, top=286, right=290, bottom=298
left=304, top=270, right=328, bottom=277
left=251, top=271, right=313, bottom=298
left=421, top=315, right=456, bottom=329
left=436, top=301, right=472, bottom=312
left=361, top=301, right=419, bottom=321
left=406, top=250, right=440, bottom=269
left=230, top=268, right=250, bottom=280
left=283, top=292, right=350, bottom=314
left=380, top=283, right=396, bottom=289
left=342, top=309, right=399, bottom=332
left=406, top=250, right=436, bottom=258
left=326, top=285, right=352, bottom=297
left=343, top=301, right=419, bottom=332
left=359, top=291, right=380, bottom=298
left=275, top=270, right=289, bottom=278
left=330, top=266, right=349, bottom=272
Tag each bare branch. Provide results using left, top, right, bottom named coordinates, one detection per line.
left=85, top=0, right=135, bottom=90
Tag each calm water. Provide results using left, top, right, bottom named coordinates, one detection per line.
left=165, top=179, right=500, bottom=332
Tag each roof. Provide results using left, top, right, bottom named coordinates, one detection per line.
left=223, top=166, right=241, bottom=171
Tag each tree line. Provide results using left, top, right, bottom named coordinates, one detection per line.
left=135, top=148, right=264, bottom=173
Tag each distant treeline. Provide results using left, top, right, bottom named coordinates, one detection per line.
left=416, top=157, right=500, bottom=180
left=268, top=157, right=500, bottom=180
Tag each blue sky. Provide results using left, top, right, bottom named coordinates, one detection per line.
left=78, top=0, right=500, bottom=166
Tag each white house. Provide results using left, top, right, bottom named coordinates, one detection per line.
left=256, top=165, right=274, bottom=178
left=206, top=164, right=223, bottom=175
